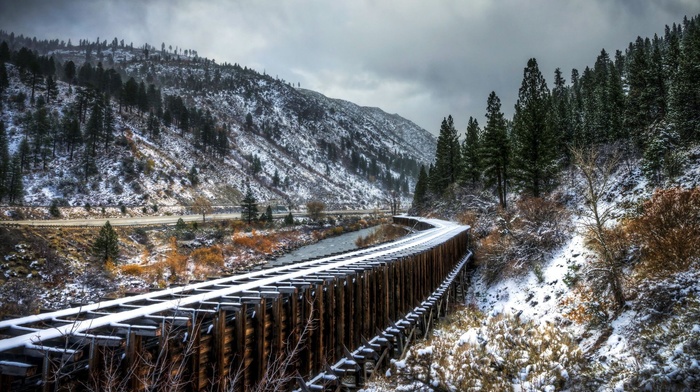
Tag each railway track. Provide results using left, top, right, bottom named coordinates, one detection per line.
left=0, top=216, right=471, bottom=391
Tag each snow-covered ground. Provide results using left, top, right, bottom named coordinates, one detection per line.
left=366, top=151, right=700, bottom=391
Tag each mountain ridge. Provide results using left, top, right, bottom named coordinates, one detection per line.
left=0, top=33, right=436, bottom=212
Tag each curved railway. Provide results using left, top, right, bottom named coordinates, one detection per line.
left=0, top=216, right=472, bottom=391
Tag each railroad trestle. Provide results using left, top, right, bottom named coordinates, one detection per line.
left=0, top=217, right=471, bottom=391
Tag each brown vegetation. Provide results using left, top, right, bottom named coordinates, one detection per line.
left=477, top=196, right=570, bottom=283
left=354, top=224, right=407, bottom=247
left=626, top=187, right=700, bottom=276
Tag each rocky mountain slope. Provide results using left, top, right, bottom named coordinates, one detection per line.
left=0, top=34, right=436, bottom=213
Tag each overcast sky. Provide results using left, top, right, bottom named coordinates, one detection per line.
left=2, top=0, right=700, bottom=135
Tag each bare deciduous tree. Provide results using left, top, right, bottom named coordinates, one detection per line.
left=192, top=195, right=213, bottom=222
left=572, top=144, right=626, bottom=310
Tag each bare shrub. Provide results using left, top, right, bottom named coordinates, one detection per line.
left=306, top=200, right=325, bottom=222
left=572, top=145, right=627, bottom=309
left=477, top=196, right=570, bottom=284
left=164, top=236, right=187, bottom=282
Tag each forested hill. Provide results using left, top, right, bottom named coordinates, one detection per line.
left=0, top=32, right=436, bottom=212
left=414, top=15, right=700, bottom=211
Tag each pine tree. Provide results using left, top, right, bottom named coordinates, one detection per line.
left=431, top=115, right=461, bottom=194
left=642, top=126, right=683, bottom=184
left=63, top=60, right=76, bottom=85
left=137, top=81, right=148, bottom=115
left=45, top=75, right=58, bottom=103
left=122, top=77, right=138, bottom=112
left=0, top=120, right=9, bottom=201
left=265, top=205, right=274, bottom=223
left=511, top=58, right=557, bottom=197
left=102, top=95, right=114, bottom=149
left=31, top=106, right=51, bottom=169
left=460, top=116, right=481, bottom=185
left=240, top=182, right=258, bottom=224
left=0, top=62, right=8, bottom=95
left=273, top=169, right=280, bottom=187
left=412, top=165, right=428, bottom=209
left=284, top=212, right=294, bottom=225
left=0, top=42, right=9, bottom=63
left=93, top=221, right=119, bottom=262
left=624, top=39, right=644, bottom=137
left=481, top=92, right=510, bottom=208
left=551, top=68, right=573, bottom=164
left=670, top=16, right=700, bottom=142
left=7, top=153, right=23, bottom=205
left=18, top=137, right=30, bottom=172
left=62, top=109, right=82, bottom=160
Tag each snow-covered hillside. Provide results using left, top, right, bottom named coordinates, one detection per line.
left=367, top=147, right=700, bottom=391
left=0, top=39, right=436, bottom=213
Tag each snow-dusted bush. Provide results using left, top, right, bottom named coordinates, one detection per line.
left=380, top=306, right=583, bottom=391
left=632, top=293, right=700, bottom=391
left=479, top=196, right=571, bottom=283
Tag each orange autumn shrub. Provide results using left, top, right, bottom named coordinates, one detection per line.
left=626, top=187, right=700, bottom=276
left=191, top=245, right=224, bottom=268
left=164, top=236, right=187, bottom=281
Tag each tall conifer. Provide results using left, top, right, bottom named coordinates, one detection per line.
left=481, top=92, right=510, bottom=208
left=460, top=117, right=481, bottom=185
left=431, top=115, right=461, bottom=194
left=511, top=58, right=557, bottom=197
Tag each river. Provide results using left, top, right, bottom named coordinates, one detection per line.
left=265, top=226, right=380, bottom=268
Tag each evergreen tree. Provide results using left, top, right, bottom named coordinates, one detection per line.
left=511, top=58, right=557, bottom=197
left=551, top=68, right=573, bottom=164
left=265, top=205, right=274, bottom=223
left=273, top=169, right=280, bottom=187
left=460, top=116, right=481, bottom=185
left=240, top=182, right=258, bottom=224
left=8, top=153, right=24, bottom=205
left=0, top=42, right=9, bottom=63
left=147, top=111, right=159, bottom=139
left=412, top=165, right=429, bottom=209
left=481, top=92, right=510, bottom=208
left=431, top=115, right=461, bottom=194
left=0, top=120, right=9, bottom=201
left=102, top=95, right=114, bottom=149
left=122, top=77, right=138, bottom=112
left=284, top=212, right=294, bottom=225
left=31, top=106, right=51, bottom=169
left=0, top=62, right=8, bottom=95
left=18, top=137, right=30, bottom=172
left=62, top=109, right=82, bottom=160
left=93, top=221, right=119, bottom=262
left=642, top=126, right=683, bottom=184
left=625, top=37, right=651, bottom=144
left=137, top=81, right=148, bottom=115
left=45, top=75, right=58, bottom=103
left=63, top=60, right=76, bottom=85
left=670, top=16, right=700, bottom=142
left=83, top=99, right=103, bottom=181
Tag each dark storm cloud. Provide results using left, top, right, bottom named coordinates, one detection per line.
left=2, top=0, right=699, bottom=134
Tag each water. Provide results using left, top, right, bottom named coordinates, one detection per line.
left=266, top=226, right=379, bottom=267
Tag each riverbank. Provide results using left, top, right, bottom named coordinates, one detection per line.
left=0, top=215, right=397, bottom=316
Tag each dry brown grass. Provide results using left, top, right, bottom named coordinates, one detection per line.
left=191, top=245, right=224, bottom=268
left=354, top=224, right=406, bottom=247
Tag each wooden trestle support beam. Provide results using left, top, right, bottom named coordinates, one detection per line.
left=0, top=217, right=471, bottom=391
